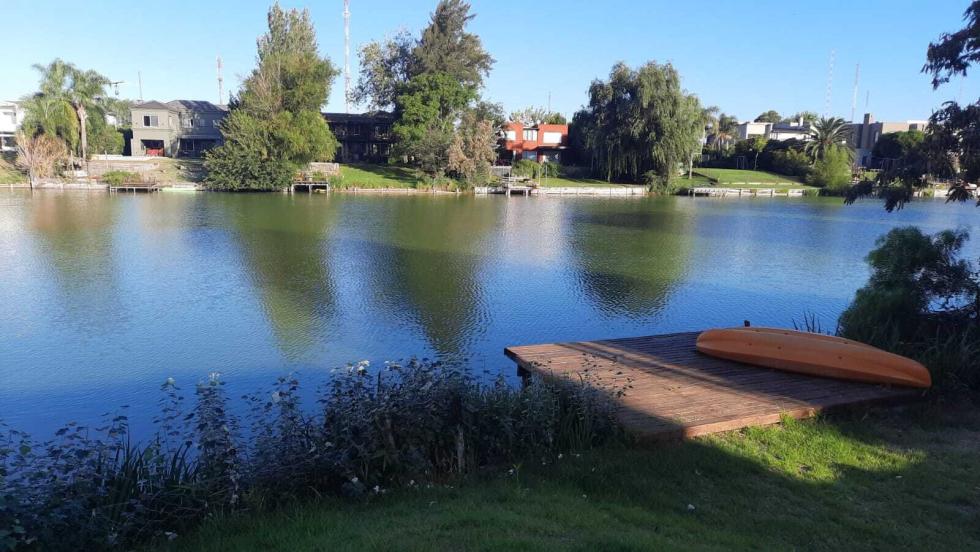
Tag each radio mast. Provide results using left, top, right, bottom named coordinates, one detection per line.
left=217, top=56, right=224, bottom=105
left=850, top=63, right=860, bottom=122
left=344, top=0, right=351, bottom=113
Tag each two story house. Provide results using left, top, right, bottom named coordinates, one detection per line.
left=130, top=100, right=227, bottom=157
left=323, top=111, right=395, bottom=163
left=0, top=100, right=25, bottom=152
left=500, top=122, right=568, bottom=164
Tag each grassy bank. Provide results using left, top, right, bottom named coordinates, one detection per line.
left=337, top=164, right=421, bottom=189
left=153, top=405, right=980, bottom=551
left=0, top=157, right=27, bottom=184
left=694, top=168, right=812, bottom=188
left=537, top=176, right=636, bottom=188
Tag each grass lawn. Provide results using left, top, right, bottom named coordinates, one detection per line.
left=152, top=405, right=980, bottom=551
left=0, top=157, right=27, bottom=184
left=694, top=168, right=813, bottom=189
left=537, top=176, right=638, bottom=188
left=338, top=164, right=421, bottom=189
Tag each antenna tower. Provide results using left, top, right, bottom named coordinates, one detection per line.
left=850, top=63, right=860, bottom=122
left=344, top=0, right=351, bottom=113
left=824, top=49, right=835, bottom=117
left=217, top=56, right=224, bottom=104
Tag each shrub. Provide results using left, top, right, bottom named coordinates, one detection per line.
left=0, top=362, right=623, bottom=551
left=769, top=149, right=811, bottom=180
left=100, top=170, right=140, bottom=186
left=511, top=158, right=539, bottom=178
left=808, top=147, right=852, bottom=193
left=839, top=227, right=980, bottom=390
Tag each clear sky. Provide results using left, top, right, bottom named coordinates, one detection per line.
left=1, top=0, right=976, bottom=123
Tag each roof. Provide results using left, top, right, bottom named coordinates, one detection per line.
left=166, top=100, right=228, bottom=112
left=132, top=100, right=172, bottom=110
left=323, top=111, right=394, bottom=123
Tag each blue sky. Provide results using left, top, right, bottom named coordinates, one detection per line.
left=1, top=0, right=976, bottom=122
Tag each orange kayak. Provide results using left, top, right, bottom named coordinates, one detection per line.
left=695, top=327, right=931, bottom=388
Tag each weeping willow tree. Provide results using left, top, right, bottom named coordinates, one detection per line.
left=572, top=62, right=706, bottom=187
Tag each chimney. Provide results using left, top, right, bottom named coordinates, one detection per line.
left=863, top=113, right=873, bottom=125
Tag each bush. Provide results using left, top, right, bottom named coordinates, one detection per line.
left=808, top=147, right=852, bottom=193
left=839, top=227, right=980, bottom=390
left=769, top=149, right=811, bottom=180
left=100, top=170, right=140, bottom=186
left=511, top=159, right=538, bottom=178
left=0, top=362, right=623, bottom=551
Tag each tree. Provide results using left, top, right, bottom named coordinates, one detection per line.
left=787, top=111, right=818, bottom=124
left=508, top=106, right=566, bottom=125
left=470, top=100, right=505, bottom=129
left=754, top=110, right=782, bottom=123
left=807, top=146, right=852, bottom=192
left=206, top=4, right=339, bottom=191
left=448, top=110, right=497, bottom=186
left=350, top=30, right=415, bottom=110
left=393, top=72, right=476, bottom=176
left=411, top=0, right=494, bottom=93
left=573, top=61, right=705, bottom=184
left=24, top=60, right=110, bottom=165
left=872, top=129, right=926, bottom=160
left=15, top=131, right=67, bottom=188
left=804, top=117, right=854, bottom=161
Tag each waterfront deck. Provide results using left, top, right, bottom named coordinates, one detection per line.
left=505, top=331, right=919, bottom=440
left=109, top=181, right=160, bottom=193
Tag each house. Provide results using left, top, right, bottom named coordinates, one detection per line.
left=847, top=113, right=928, bottom=167
left=322, top=112, right=394, bottom=163
left=129, top=100, right=227, bottom=157
left=736, top=120, right=811, bottom=142
left=0, top=100, right=25, bottom=152
left=500, top=122, right=568, bottom=163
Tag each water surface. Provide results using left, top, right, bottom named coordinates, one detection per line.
left=1, top=191, right=976, bottom=436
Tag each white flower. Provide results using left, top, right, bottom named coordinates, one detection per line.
left=271, top=391, right=281, bottom=404
left=165, top=532, right=178, bottom=541
left=687, top=504, right=696, bottom=511
left=351, top=476, right=359, bottom=484
left=165, top=377, right=176, bottom=386
left=558, top=453, right=564, bottom=460
left=373, top=485, right=381, bottom=494
left=208, top=372, right=221, bottom=383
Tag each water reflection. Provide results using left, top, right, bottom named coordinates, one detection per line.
left=226, top=195, right=339, bottom=358
left=356, top=196, right=499, bottom=359
left=567, top=199, right=693, bottom=318
left=30, top=192, right=123, bottom=327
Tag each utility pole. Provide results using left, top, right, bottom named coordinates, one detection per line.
left=217, top=56, right=224, bottom=105
left=344, top=0, right=351, bottom=113
left=850, top=63, right=860, bottom=122
left=137, top=71, right=144, bottom=102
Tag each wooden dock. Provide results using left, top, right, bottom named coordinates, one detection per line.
left=109, top=182, right=160, bottom=193
left=505, top=331, right=919, bottom=441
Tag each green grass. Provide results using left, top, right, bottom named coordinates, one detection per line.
left=338, top=164, right=422, bottom=189
left=151, top=405, right=980, bottom=551
left=694, top=168, right=812, bottom=188
left=0, top=157, right=27, bottom=184
left=537, top=176, right=637, bottom=188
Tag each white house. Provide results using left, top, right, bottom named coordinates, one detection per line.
left=0, top=101, right=25, bottom=152
left=736, top=119, right=812, bottom=142
left=736, top=121, right=769, bottom=140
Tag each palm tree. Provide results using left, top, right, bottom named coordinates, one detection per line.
left=30, top=60, right=110, bottom=168
left=805, top=116, right=854, bottom=161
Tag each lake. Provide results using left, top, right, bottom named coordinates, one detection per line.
left=2, top=190, right=977, bottom=437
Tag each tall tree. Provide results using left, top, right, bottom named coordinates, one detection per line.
left=805, top=117, right=854, bottom=161
left=754, top=110, right=782, bottom=123
left=206, top=4, right=339, bottom=191
left=24, top=60, right=110, bottom=165
left=393, top=72, right=476, bottom=176
left=448, top=110, right=497, bottom=186
left=350, top=30, right=415, bottom=110
left=574, top=61, right=705, bottom=185
left=411, top=0, right=494, bottom=93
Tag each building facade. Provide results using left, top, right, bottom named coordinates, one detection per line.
left=0, top=101, right=25, bottom=152
left=322, top=112, right=394, bottom=163
left=736, top=120, right=811, bottom=142
left=500, top=122, right=568, bottom=163
left=130, top=100, right=227, bottom=157
left=847, top=113, right=928, bottom=167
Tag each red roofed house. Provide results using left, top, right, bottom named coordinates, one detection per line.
left=500, top=122, right=568, bottom=164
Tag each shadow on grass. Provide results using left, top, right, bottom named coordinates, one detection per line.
left=153, top=405, right=980, bottom=552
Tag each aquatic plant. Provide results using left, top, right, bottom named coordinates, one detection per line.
left=0, top=360, right=623, bottom=551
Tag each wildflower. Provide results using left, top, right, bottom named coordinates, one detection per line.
left=558, top=453, right=564, bottom=460
left=165, top=377, right=176, bottom=387
left=687, top=504, right=696, bottom=511
left=208, top=372, right=222, bottom=383
left=165, top=532, right=178, bottom=541
left=351, top=476, right=359, bottom=484
left=271, top=391, right=281, bottom=404
left=373, top=485, right=381, bottom=494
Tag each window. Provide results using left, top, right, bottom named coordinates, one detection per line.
left=542, top=131, right=562, bottom=144
left=182, top=116, right=194, bottom=128
left=505, top=130, right=516, bottom=141
left=143, top=115, right=159, bottom=127
left=522, top=129, right=538, bottom=141
left=5, top=111, right=15, bottom=125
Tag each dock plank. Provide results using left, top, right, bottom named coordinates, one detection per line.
left=505, top=332, right=919, bottom=440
